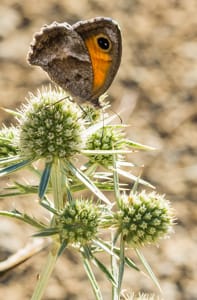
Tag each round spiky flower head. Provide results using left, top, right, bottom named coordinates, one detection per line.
left=81, top=103, right=103, bottom=124
left=18, top=87, right=85, bottom=161
left=81, top=94, right=110, bottom=124
left=56, top=199, right=101, bottom=245
left=113, top=191, right=174, bottom=247
left=86, top=126, right=125, bottom=167
left=0, top=125, right=19, bottom=158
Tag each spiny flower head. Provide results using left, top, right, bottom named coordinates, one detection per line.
left=81, top=94, right=110, bottom=124
left=81, top=104, right=103, bottom=124
left=86, top=126, right=125, bottom=167
left=113, top=191, right=174, bottom=247
left=0, top=125, right=19, bottom=158
left=18, top=88, right=85, bottom=161
left=56, top=199, right=101, bottom=245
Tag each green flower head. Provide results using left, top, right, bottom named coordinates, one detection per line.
left=18, top=88, right=85, bottom=161
left=113, top=191, right=175, bottom=247
left=86, top=126, right=125, bottom=167
left=0, top=125, right=19, bottom=158
left=56, top=199, right=101, bottom=245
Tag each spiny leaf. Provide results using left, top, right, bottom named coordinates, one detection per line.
left=66, top=161, right=111, bottom=206
left=0, top=159, right=33, bottom=176
left=135, top=248, right=162, bottom=293
left=0, top=209, right=46, bottom=229
left=39, top=162, right=52, bottom=199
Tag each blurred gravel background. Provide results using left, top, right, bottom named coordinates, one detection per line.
left=0, top=1, right=197, bottom=299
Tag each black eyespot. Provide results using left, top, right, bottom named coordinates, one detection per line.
left=97, top=37, right=110, bottom=50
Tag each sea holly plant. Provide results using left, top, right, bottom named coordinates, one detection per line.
left=0, top=87, right=175, bottom=300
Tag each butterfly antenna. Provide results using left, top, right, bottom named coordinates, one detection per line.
left=108, top=107, right=123, bottom=124
left=55, top=95, right=72, bottom=105
left=45, top=96, right=72, bottom=109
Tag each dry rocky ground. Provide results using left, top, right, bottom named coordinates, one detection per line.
left=0, top=1, right=197, bottom=299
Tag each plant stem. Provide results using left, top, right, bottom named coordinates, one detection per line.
left=51, top=157, right=64, bottom=210
left=31, top=242, right=59, bottom=300
left=117, top=234, right=125, bottom=295
left=111, top=232, right=118, bottom=300
left=83, top=257, right=103, bottom=300
left=112, top=153, right=121, bottom=208
left=31, top=158, right=65, bottom=299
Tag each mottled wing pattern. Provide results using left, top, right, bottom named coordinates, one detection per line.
left=27, top=22, right=93, bottom=100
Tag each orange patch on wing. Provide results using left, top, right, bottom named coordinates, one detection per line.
left=84, top=36, right=112, bottom=93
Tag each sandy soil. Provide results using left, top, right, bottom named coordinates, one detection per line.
left=0, top=1, right=197, bottom=299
